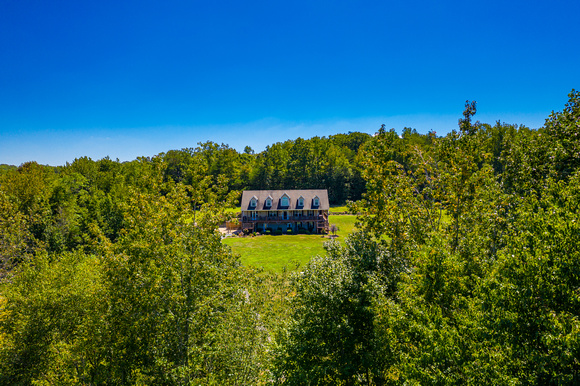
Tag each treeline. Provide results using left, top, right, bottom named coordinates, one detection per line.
left=161, top=131, right=376, bottom=204
left=0, top=90, right=579, bottom=384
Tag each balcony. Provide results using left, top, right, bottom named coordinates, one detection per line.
left=242, top=215, right=326, bottom=223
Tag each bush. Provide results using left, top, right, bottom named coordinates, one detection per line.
left=286, top=228, right=293, bottom=235
left=298, top=228, right=311, bottom=235
left=274, top=229, right=283, bottom=236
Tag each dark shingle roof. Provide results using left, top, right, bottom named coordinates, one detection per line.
left=240, top=189, right=329, bottom=211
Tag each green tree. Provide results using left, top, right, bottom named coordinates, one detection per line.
left=542, top=89, right=580, bottom=181
left=0, top=191, right=31, bottom=277
left=274, top=232, right=405, bottom=385
left=103, top=178, right=269, bottom=384
left=476, top=174, right=580, bottom=384
left=0, top=251, right=108, bottom=385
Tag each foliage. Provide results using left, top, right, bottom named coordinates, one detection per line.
left=273, top=232, right=404, bottom=385
left=0, top=251, right=108, bottom=385
left=157, top=132, right=372, bottom=206
left=1, top=90, right=580, bottom=384
left=274, top=90, right=580, bottom=384
left=476, top=174, right=580, bottom=384
left=0, top=191, right=32, bottom=277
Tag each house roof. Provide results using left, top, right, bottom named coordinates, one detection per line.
left=241, top=189, right=329, bottom=211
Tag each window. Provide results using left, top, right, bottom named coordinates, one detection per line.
left=313, top=196, right=319, bottom=207
left=281, top=195, right=289, bottom=207
left=250, top=197, right=257, bottom=207
left=266, top=198, right=272, bottom=207
left=298, top=196, right=304, bottom=206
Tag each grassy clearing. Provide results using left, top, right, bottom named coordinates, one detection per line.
left=329, top=205, right=350, bottom=214
left=328, top=215, right=357, bottom=235
left=223, top=215, right=357, bottom=272
left=223, top=234, right=326, bottom=272
left=224, top=207, right=241, bottom=214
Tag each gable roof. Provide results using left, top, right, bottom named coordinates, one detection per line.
left=241, top=189, right=329, bottom=211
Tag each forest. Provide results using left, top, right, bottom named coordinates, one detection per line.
left=0, top=89, right=579, bottom=385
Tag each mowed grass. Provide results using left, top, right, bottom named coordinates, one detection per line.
left=223, top=234, right=326, bottom=272
left=328, top=215, right=357, bottom=235
left=223, top=215, right=357, bottom=272
left=329, top=205, right=350, bottom=214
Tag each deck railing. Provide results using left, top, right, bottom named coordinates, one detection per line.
left=242, top=215, right=326, bottom=222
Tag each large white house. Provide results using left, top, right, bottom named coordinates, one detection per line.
left=240, top=189, right=329, bottom=234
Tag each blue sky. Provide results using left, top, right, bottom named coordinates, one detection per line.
left=1, top=0, right=578, bottom=166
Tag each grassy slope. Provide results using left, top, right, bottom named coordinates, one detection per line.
left=223, top=215, right=357, bottom=272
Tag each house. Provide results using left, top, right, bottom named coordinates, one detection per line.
left=240, top=189, right=329, bottom=234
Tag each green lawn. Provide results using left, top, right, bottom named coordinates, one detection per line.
left=329, top=205, right=350, bottom=214
left=224, top=207, right=241, bottom=215
left=223, top=215, right=357, bottom=272
left=328, top=215, right=357, bottom=235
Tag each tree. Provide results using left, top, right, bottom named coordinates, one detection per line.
left=329, top=223, right=339, bottom=238
left=349, top=105, right=512, bottom=383
left=273, top=232, right=405, bottom=385
left=0, top=191, right=31, bottom=278
left=542, top=89, right=580, bottom=181
left=476, top=173, right=580, bottom=384
left=0, top=251, right=108, bottom=384
left=103, top=178, right=269, bottom=384
left=502, top=90, right=580, bottom=195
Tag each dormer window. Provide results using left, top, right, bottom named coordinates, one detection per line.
left=266, top=197, right=272, bottom=207
left=281, top=195, right=289, bottom=207
left=313, top=196, right=319, bottom=207
left=298, top=196, right=304, bottom=207
left=250, top=196, right=257, bottom=207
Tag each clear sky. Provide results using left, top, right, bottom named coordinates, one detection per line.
left=1, top=0, right=579, bottom=166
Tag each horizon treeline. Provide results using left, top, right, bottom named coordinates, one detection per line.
left=0, top=129, right=424, bottom=206
left=1, top=89, right=579, bottom=384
